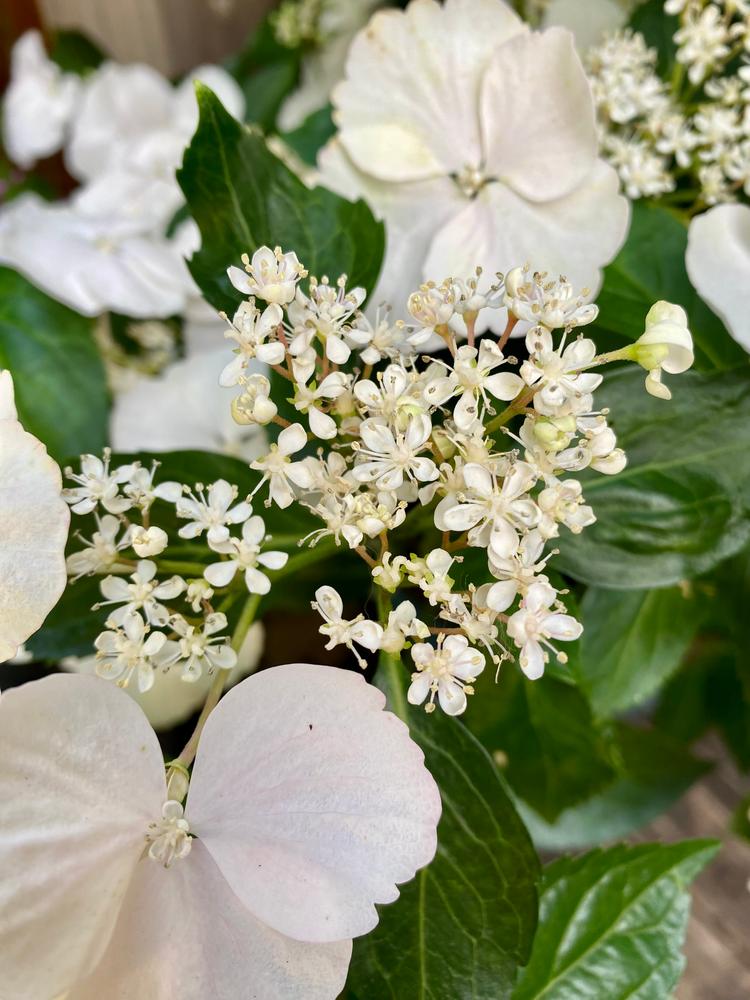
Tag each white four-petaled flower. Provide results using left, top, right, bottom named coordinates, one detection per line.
left=0, top=667, right=441, bottom=999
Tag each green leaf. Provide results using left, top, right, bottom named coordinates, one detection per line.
left=177, top=86, right=384, bottom=314
left=595, top=201, right=746, bottom=372
left=519, top=723, right=711, bottom=851
left=512, top=840, right=719, bottom=1000
left=556, top=366, right=750, bottom=588
left=628, top=0, right=679, bottom=77
left=0, top=267, right=108, bottom=461
left=281, top=105, right=336, bottom=165
left=467, top=669, right=616, bottom=823
left=344, top=654, right=540, bottom=999
left=656, top=643, right=750, bottom=772
left=49, top=29, right=105, bottom=74
left=577, top=584, right=703, bottom=717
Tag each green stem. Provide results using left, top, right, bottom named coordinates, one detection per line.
left=174, top=591, right=261, bottom=770
left=485, top=387, right=536, bottom=433
left=374, top=589, right=409, bottom=722
left=157, top=560, right=208, bottom=576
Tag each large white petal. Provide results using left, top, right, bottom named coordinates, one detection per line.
left=425, top=161, right=629, bottom=306
left=70, top=843, right=351, bottom=1000
left=186, top=663, right=441, bottom=943
left=318, top=139, right=464, bottom=316
left=333, top=0, right=526, bottom=181
left=0, top=675, right=165, bottom=1000
left=480, top=29, right=597, bottom=202
left=686, top=203, right=750, bottom=352
left=0, top=374, right=69, bottom=661
left=66, top=62, right=175, bottom=181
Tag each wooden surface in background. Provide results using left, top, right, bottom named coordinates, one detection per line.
left=36, top=0, right=277, bottom=73
left=632, top=736, right=750, bottom=999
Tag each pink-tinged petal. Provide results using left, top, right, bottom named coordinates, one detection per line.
left=186, top=663, right=441, bottom=943
left=686, top=203, right=750, bottom=352
left=0, top=675, right=165, bottom=1000
left=0, top=377, right=69, bottom=661
left=425, top=161, right=629, bottom=307
left=69, top=843, right=351, bottom=1000
left=333, top=0, right=526, bottom=181
left=481, top=30, right=597, bottom=202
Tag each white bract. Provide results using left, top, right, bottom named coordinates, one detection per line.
left=0, top=370, right=69, bottom=661
left=320, top=0, right=629, bottom=326
left=686, top=203, right=750, bottom=352
left=0, top=667, right=440, bottom=998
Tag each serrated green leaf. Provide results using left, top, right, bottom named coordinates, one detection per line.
left=512, top=840, right=719, bottom=1000
left=0, top=267, right=108, bottom=461
left=467, top=669, right=616, bottom=823
left=281, top=105, right=336, bottom=165
left=344, top=654, right=540, bottom=1000
left=556, top=367, right=750, bottom=588
left=577, top=585, right=703, bottom=717
left=594, top=201, right=745, bottom=372
left=177, top=86, right=384, bottom=314
left=520, top=723, right=711, bottom=851
left=49, top=29, right=105, bottom=74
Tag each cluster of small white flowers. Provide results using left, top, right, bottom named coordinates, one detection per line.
left=63, top=454, right=289, bottom=693
left=216, top=245, right=694, bottom=716
left=587, top=2, right=750, bottom=204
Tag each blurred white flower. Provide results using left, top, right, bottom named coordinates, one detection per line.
left=320, top=0, right=629, bottom=325
left=0, top=370, right=69, bottom=661
left=542, top=0, right=632, bottom=53
left=64, top=621, right=265, bottom=730
left=0, top=193, right=194, bottom=318
left=0, top=667, right=440, bottom=997
left=686, top=203, right=750, bottom=352
left=2, top=31, right=80, bottom=168
left=111, top=350, right=269, bottom=459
